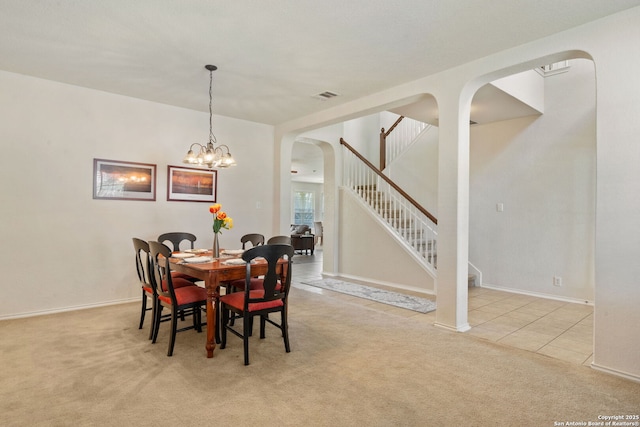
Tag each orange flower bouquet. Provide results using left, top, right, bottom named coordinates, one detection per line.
left=209, top=203, right=233, bottom=234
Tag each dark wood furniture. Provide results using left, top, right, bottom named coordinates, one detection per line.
left=158, top=232, right=197, bottom=252
left=267, top=235, right=291, bottom=244
left=149, top=241, right=208, bottom=357
left=132, top=238, right=155, bottom=339
left=292, top=234, right=315, bottom=254
left=219, top=244, right=294, bottom=365
left=158, top=232, right=200, bottom=282
left=240, top=233, right=265, bottom=249
left=169, top=252, right=285, bottom=358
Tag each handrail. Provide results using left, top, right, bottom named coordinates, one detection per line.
left=340, top=138, right=438, bottom=225
left=379, top=115, right=404, bottom=170
left=383, top=115, right=404, bottom=138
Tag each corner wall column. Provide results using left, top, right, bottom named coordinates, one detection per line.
left=434, top=89, right=471, bottom=332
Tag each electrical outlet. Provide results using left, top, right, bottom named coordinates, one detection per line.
left=553, top=276, right=562, bottom=287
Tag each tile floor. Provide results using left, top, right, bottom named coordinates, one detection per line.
left=291, top=248, right=594, bottom=366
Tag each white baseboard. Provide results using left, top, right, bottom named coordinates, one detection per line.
left=434, top=321, right=471, bottom=333
left=0, top=297, right=139, bottom=321
left=591, top=363, right=640, bottom=383
left=479, top=283, right=593, bottom=305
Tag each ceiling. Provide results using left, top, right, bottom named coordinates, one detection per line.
left=291, top=141, right=324, bottom=184
left=2, top=1, right=639, bottom=126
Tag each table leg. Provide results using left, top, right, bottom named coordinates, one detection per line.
left=206, top=285, right=217, bottom=358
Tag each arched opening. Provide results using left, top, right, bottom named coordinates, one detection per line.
left=281, top=134, right=337, bottom=275
left=464, top=54, right=596, bottom=364
left=290, top=138, right=324, bottom=255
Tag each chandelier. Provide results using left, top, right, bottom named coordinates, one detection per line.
left=183, top=65, right=237, bottom=169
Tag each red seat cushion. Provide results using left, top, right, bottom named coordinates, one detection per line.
left=162, top=277, right=195, bottom=292
left=220, top=290, right=284, bottom=312
left=142, top=285, right=153, bottom=295
left=158, top=284, right=207, bottom=306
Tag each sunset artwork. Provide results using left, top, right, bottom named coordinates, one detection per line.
left=167, top=166, right=217, bottom=202
left=171, top=169, right=213, bottom=195
left=93, top=159, right=156, bottom=201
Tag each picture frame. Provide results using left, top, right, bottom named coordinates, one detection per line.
left=167, top=165, right=217, bottom=202
left=93, top=158, right=157, bottom=201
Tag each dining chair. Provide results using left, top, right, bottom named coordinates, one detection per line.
left=132, top=238, right=155, bottom=339
left=267, top=235, right=291, bottom=245
left=224, top=233, right=265, bottom=297
left=148, top=241, right=208, bottom=356
left=241, top=233, right=265, bottom=249
left=223, top=233, right=266, bottom=326
left=219, top=244, right=294, bottom=365
left=157, top=232, right=200, bottom=282
left=157, top=232, right=197, bottom=252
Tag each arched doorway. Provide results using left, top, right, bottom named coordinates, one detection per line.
left=464, top=56, right=596, bottom=364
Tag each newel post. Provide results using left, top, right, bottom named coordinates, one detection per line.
left=379, top=128, right=386, bottom=170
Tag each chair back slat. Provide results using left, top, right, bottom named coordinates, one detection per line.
left=242, top=244, right=293, bottom=303
left=158, top=232, right=196, bottom=252
left=241, top=233, right=265, bottom=249
left=266, top=235, right=291, bottom=245
left=149, top=241, right=178, bottom=305
left=132, top=238, right=151, bottom=287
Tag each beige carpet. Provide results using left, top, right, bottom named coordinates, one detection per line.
left=1, top=285, right=638, bottom=426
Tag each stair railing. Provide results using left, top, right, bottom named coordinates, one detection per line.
left=380, top=115, right=431, bottom=170
left=341, top=138, right=438, bottom=271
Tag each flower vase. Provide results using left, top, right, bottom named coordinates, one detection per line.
left=212, top=233, right=220, bottom=258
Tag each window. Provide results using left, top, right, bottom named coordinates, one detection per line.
left=293, top=191, right=314, bottom=227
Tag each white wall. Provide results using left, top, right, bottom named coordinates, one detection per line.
left=469, top=58, right=596, bottom=302
left=339, top=189, right=435, bottom=293
left=276, top=7, right=640, bottom=380
left=491, top=70, right=544, bottom=113
left=343, top=114, right=380, bottom=165
left=386, top=126, right=440, bottom=216
left=0, top=70, right=275, bottom=318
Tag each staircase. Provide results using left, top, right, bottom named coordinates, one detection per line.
left=357, top=182, right=478, bottom=287
left=341, top=114, right=480, bottom=287
left=341, top=138, right=438, bottom=275
left=359, top=184, right=437, bottom=267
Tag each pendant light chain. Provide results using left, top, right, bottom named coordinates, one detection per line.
left=209, top=68, right=216, bottom=144
left=182, top=64, right=236, bottom=168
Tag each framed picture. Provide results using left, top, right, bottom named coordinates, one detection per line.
left=167, top=165, right=217, bottom=202
left=93, top=158, right=157, bottom=201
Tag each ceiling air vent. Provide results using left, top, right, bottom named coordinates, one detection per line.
left=312, top=91, right=340, bottom=101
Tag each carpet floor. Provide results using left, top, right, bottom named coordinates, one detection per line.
left=1, top=284, right=638, bottom=426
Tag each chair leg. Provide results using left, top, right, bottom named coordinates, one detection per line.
left=193, top=306, right=200, bottom=332
left=168, top=309, right=178, bottom=357
left=148, top=297, right=157, bottom=340
left=281, top=309, right=290, bottom=353
left=220, top=305, right=228, bottom=349
left=243, top=313, right=251, bottom=366
left=227, top=286, right=236, bottom=327
left=152, top=305, right=162, bottom=343
left=260, top=315, right=266, bottom=339
left=139, top=291, right=147, bottom=329
left=215, top=299, right=221, bottom=344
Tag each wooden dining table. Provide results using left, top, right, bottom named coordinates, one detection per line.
left=169, top=251, right=278, bottom=358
